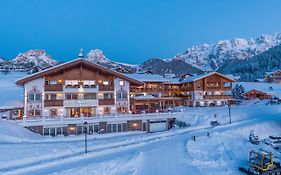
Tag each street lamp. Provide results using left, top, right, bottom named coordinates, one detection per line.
left=228, top=104, right=231, bottom=124
left=83, top=121, right=88, bottom=154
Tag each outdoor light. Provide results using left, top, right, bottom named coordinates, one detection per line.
left=132, top=123, right=138, bottom=127
left=228, top=103, right=232, bottom=124
left=83, top=121, right=88, bottom=154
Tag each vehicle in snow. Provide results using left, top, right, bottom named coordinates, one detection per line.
left=239, top=149, right=281, bottom=175
left=249, top=130, right=260, bottom=145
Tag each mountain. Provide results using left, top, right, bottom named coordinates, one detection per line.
left=172, top=33, right=281, bottom=71
left=217, top=44, right=281, bottom=81
left=0, top=50, right=59, bottom=73
left=139, top=58, right=203, bottom=76
left=85, top=49, right=136, bottom=73
left=13, top=49, right=58, bottom=68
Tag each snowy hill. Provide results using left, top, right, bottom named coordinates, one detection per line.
left=172, top=33, right=281, bottom=71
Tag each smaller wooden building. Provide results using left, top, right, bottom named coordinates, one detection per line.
left=242, top=89, right=272, bottom=100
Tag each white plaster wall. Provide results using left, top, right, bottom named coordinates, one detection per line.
left=24, top=78, right=45, bottom=116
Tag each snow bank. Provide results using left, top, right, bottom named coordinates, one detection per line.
left=0, top=120, right=41, bottom=143
left=186, top=121, right=281, bottom=175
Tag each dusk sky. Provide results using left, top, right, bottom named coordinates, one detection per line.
left=1, top=0, right=281, bottom=64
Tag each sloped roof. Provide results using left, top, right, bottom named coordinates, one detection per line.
left=181, top=72, right=236, bottom=83
left=235, top=82, right=281, bottom=98
left=16, top=58, right=143, bottom=86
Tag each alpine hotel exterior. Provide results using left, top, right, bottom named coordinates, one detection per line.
left=16, top=58, right=235, bottom=136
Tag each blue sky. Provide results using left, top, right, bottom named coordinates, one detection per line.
left=1, top=0, right=281, bottom=64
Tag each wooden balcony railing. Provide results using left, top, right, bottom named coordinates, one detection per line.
left=99, top=99, right=114, bottom=105
left=203, top=95, right=232, bottom=100
left=44, top=99, right=64, bottom=107
left=44, top=84, right=63, bottom=91
left=99, top=85, right=114, bottom=91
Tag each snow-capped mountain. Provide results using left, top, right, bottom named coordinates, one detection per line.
left=13, top=49, right=58, bottom=68
left=173, top=33, right=281, bottom=71
left=86, top=49, right=111, bottom=63
left=85, top=49, right=136, bottom=73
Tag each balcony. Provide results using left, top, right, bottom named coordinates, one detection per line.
left=203, top=95, right=232, bottom=100
left=99, top=85, right=114, bottom=91
left=99, top=99, right=114, bottom=105
left=44, top=100, right=63, bottom=107
left=64, top=99, right=98, bottom=107
left=44, top=84, right=63, bottom=91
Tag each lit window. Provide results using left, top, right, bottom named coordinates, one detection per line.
left=119, top=80, right=124, bottom=86
left=103, top=81, right=109, bottom=85
left=50, top=108, right=57, bottom=117
left=50, top=80, right=57, bottom=85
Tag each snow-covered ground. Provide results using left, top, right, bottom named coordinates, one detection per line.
left=0, top=102, right=281, bottom=175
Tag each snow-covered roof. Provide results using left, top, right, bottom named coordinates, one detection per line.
left=235, top=82, right=281, bottom=98
left=181, top=72, right=236, bottom=83
left=124, top=73, right=170, bottom=82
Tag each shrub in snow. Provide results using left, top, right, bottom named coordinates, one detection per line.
left=232, top=84, right=245, bottom=100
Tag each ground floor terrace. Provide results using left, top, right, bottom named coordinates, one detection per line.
left=15, top=112, right=180, bottom=136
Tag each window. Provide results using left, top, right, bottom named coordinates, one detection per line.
left=28, top=94, right=41, bottom=101
left=83, top=80, right=96, bottom=88
left=84, top=93, right=96, bottom=99
left=50, top=108, right=57, bottom=117
left=117, top=92, right=127, bottom=100
left=66, top=93, right=78, bottom=100
left=28, top=94, right=35, bottom=101
left=104, top=93, right=113, bottom=99
left=103, top=81, right=109, bottom=85
left=104, top=107, right=111, bottom=114
left=50, top=80, right=57, bottom=85
left=50, top=94, right=57, bottom=100
left=65, top=80, right=79, bottom=88
left=27, top=109, right=41, bottom=117
left=119, top=80, right=125, bottom=86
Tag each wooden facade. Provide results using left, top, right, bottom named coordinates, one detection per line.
left=243, top=89, right=272, bottom=100
left=130, top=72, right=235, bottom=112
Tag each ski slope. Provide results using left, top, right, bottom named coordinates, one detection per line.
left=1, top=103, right=281, bottom=175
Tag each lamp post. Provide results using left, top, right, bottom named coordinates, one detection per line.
left=228, top=104, right=231, bottom=124
left=83, top=121, right=88, bottom=154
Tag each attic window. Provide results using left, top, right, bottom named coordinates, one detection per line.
left=119, top=80, right=125, bottom=86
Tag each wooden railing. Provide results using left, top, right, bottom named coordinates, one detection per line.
left=44, top=99, right=64, bottom=107
left=99, top=85, right=114, bottom=91
left=44, top=84, right=63, bottom=91
left=99, top=99, right=114, bottom=105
